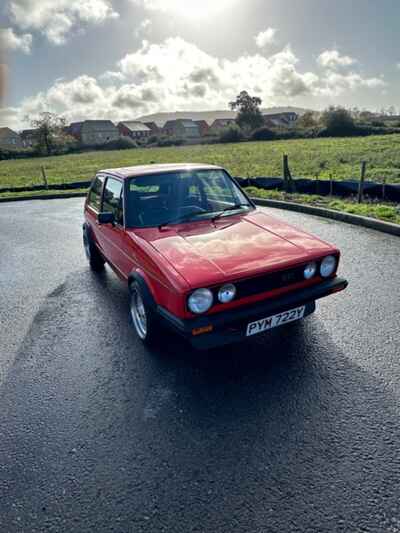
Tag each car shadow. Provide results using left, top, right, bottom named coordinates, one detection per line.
left=2, top=266, right=399, bottom=532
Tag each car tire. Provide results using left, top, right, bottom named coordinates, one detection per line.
left=129, top=281, right=158, bottom=346
left=83, top=225, right=105, bottom=271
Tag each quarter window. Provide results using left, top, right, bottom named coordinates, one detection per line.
left=102, top=177, right=124, bottom=225
left=87, top=175, right=105, bottom=211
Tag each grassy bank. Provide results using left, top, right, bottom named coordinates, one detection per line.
left=245, top=186, right=400, bottom=225
left=2, top=134, right=400, bottom=189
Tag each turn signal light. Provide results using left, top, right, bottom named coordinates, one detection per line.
left=192, top=325, right=213, bottom=336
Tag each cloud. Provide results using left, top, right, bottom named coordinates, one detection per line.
left=188, top=67, right=220, bottom=86
left=8, top=0, right=119, bottom=45
left=255, top=28, right=277, bottom=49
left=134, top=18, right=152, bottom=37
left=0, top=106, right=21, bottom=130
left=9, top=37, right=386, bottom=129
left=112, top=85, right=144, bottom=109
left=115, top=39, right=317, bottom=101
left=130, top=0, right=235, bottom=18
left=318, top=71, right=385, bottom=97
left=130, top=0, right=164, bottom=9
left=397, top=63, right=400, bottom=70
left=317, top=49, right=356, bottom=69
left=0, top=27, right=32, bottom=54
left=47, top=75, right=104, bottom=105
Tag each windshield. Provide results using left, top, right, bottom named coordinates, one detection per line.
left=125, top=169, right=253, bottom=228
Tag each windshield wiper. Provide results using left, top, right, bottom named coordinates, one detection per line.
left=211, top=203, right=249, bottom=222
left=158, top=210, right=210, bottom=230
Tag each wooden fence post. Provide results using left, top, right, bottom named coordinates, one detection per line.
left=315, top=174, right=319, bottom=195
left=283, top=154, right=296, bottom=193
left=41, top=166, right=49, bottom=190
left=382, top=177, right=386, bottom=201
left=329, top=173, right=333, bottom=196
left=357, top=161, right=367, bottom=204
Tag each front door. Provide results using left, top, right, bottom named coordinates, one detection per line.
left=98, top=176, right=130, bottom=280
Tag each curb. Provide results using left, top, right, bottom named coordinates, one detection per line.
left=253, top=198, right=400, bottom=237
left=0, top=191, right=87, bottom=203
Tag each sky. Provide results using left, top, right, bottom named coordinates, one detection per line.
left=0, top=0, right=399, bottom=130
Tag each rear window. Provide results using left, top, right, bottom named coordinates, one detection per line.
left=87, top=175, right=105, bottom=211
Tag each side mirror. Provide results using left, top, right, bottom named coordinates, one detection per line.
left=97, top=212, right=115, bottom=225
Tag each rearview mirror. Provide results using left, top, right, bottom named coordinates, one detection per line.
left=97, top=212, right=115, bottom=225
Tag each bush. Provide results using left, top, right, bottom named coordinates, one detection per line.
left=102, top=138, right=138, bottom=150
left=156, top=137, right=184, bottom=147
left=318, top=125, right=400, bottom=138
left=371, top=120, right=385, bottom=127
left=0, top=148, right=35, bottom=160
left=251, top=127, right=276, bottom=141
left=219, top=125, right=245, bottom=143
left=321, top=106, right=356, bottom=136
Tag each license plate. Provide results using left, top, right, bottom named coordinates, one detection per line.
left=246, top=306, right=305, bottom=337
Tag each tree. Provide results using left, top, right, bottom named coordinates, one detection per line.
left=296, top=111, right=318, bottom=129
left=230, top=90, right=264, bottom=133
left=30, top=112, right=67, bottom=155
left=321, top=106, right=356, bottom=135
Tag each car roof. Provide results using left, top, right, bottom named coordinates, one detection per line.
left=99, top=163, right=224, bottom=179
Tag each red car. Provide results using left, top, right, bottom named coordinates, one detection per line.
left=83, top=163, right=347, bottom=349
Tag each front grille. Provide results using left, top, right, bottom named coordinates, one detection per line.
left=212, top=264, right=308, bottom=301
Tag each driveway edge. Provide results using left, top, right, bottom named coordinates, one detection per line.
left=252, top=197, right=400, bottom=237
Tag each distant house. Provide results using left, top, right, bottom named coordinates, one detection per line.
left=20, top=129, right=39, bottom=148
left=209, top=118, right=236, bottom=134
left=163, top=119, right=200, bottom=139
left=144, top=122, right=160, bottom=135
left=195, top=120, right=209, bottom=137
left=68, top=120, right=119, bottom=146
left=0, top=127, right=24, bottom=150
left=68, top=122, right=83, bottom=139
left=262, top=112, right=298, bottom=128
left=118, top=121, right=151, bottom=140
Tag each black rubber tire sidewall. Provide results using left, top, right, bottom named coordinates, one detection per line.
left=83, top=225, right=105, bottom=271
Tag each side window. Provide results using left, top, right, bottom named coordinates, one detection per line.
left=87, top=175, right=105, bottom=211
left=102, top=177, right=124, bottom=225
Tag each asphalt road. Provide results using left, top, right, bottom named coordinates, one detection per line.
left=0, top=198, right=399, bottom=533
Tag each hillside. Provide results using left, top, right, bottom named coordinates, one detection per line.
left=136, top=106, right=310, bottom=127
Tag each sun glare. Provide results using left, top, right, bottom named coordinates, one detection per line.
left=164, top=0, right=234, bottom=19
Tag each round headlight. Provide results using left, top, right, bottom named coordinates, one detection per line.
left=320, top=255, right=337, bottom=278
left=304, top=262, right=317, bottom=280
left=218, top=283, right=236, bottom=303
left=188, top=288, right=213, bottom=314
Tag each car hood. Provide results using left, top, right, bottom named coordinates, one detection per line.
left=135, top=210, right=335, bottom=287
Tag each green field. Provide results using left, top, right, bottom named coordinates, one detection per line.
left=2, top=134, right=400, bottom=189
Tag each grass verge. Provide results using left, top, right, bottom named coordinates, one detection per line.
left=245, top=186, right=400, bottom=225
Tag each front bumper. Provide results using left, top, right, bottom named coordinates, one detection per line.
left=157, top=276, right=348, bottom=350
